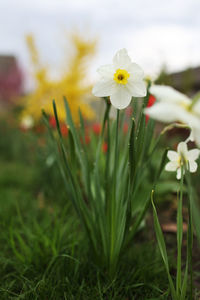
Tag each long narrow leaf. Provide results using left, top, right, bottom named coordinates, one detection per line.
left=151, top=193, right=177, bottom=300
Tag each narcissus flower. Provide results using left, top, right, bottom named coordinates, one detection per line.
left=165, top=141, right=200, bottom=179
left=20, top=115, right=34, bottom=130
left=92, top=48, right=146, bottom=109
left=144, top=85, right=200, bottom=146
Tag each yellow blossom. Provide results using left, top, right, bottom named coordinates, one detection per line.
left=20, top=33, right=96, bottom=124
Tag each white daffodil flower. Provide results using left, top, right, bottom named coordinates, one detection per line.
left=144, top=85, right=200, bottom=146
left=92, top=48, right=147, bottom=109
left=21, top=115, right=34, bottom=129
left=165, top=141, right=200, bottom=179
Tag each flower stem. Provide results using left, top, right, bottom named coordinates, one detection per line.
left=114, top=110, right=120, bottom=196
left=185, top=172, right=193, bottom=300
left=109, top=109, right=120, bottom=275
left=176, top=166, right=184, bottom=297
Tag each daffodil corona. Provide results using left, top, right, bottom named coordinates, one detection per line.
left=113, top=69, right=130, bottom=85
left=92, top=49, right=147, bottom=109
left=165, top=141, right=200, bottom=179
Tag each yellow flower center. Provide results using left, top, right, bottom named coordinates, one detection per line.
left=114, top=69, right=130, bottom=85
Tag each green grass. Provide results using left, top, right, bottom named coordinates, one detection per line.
left=0, top=156, right=170, bottom=299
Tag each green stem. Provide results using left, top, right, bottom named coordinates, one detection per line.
left=186, top=172, right=193, bottom=300
left=188, top=198, right=193, bottom=300
left=105, top=115, right=110, bottom=210
left=102, top=98, right=111, bottom=135
left=109, top=109, right=120, bottom=275
left=114, top=110, right=120, bottom=197
left=176, top=166, right=184, bottom=297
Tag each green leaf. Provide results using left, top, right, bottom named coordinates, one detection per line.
left=129, top=117, right=136, bottom=181
left=151, top=192, right=177, bottom=300
left=153, top=148, right=168, bottom=188
left=63, top=97, right=91, bottom=197
left=181, top=255, right=188, bottom=300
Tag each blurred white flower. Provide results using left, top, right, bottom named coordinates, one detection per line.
left=144, top=85, right=200, bottom=146
left=165, top=141, right=200, bottom=179
left=92, top=48, right=146, bottom=109
left=21, top=115, right=34, bottom=129
left=46, top=154, right=55, bottom=167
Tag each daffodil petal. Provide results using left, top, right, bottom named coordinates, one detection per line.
left=92, top=80, right=115, bottom=97
left=110, top=87, right=132, bottom=109
left=188, top=149, right=200, bottom=161
left=177, top=142, right=188, bottom=157
left=177, top=110, right=200, bottom=129
left=97, top=64, right=114, bottom=78
left=150, top=85, right=191, bottom=104
left=176, top=168, right=182, bottom=180
left=191, top=128, right=200, bottom=147
left=189, top=160, right=198, bottom=172
left=113, top=48, right=131, bottom=69
left=127, top=80, right=146, bottom=97
left=144, top=103, right=180, bottom=123
left=165, top=161, right=178, bottom=171
left=167, top=150, right=179, bottom=161
left=127, top=63, right=144, bottom=79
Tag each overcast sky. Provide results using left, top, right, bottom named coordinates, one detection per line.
left=1, top=0, right=200, bottom=89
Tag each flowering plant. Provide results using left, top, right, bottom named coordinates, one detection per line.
left=43, top=66, right=165, bottom=276
left=145, top=86, right=200, bottom=299
left=43, top=48, right=200, bottom=299
left=152, top=141, right=200, bottom=300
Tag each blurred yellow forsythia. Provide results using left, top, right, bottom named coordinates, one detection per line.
left=20, top=33, right=96, bottom=125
